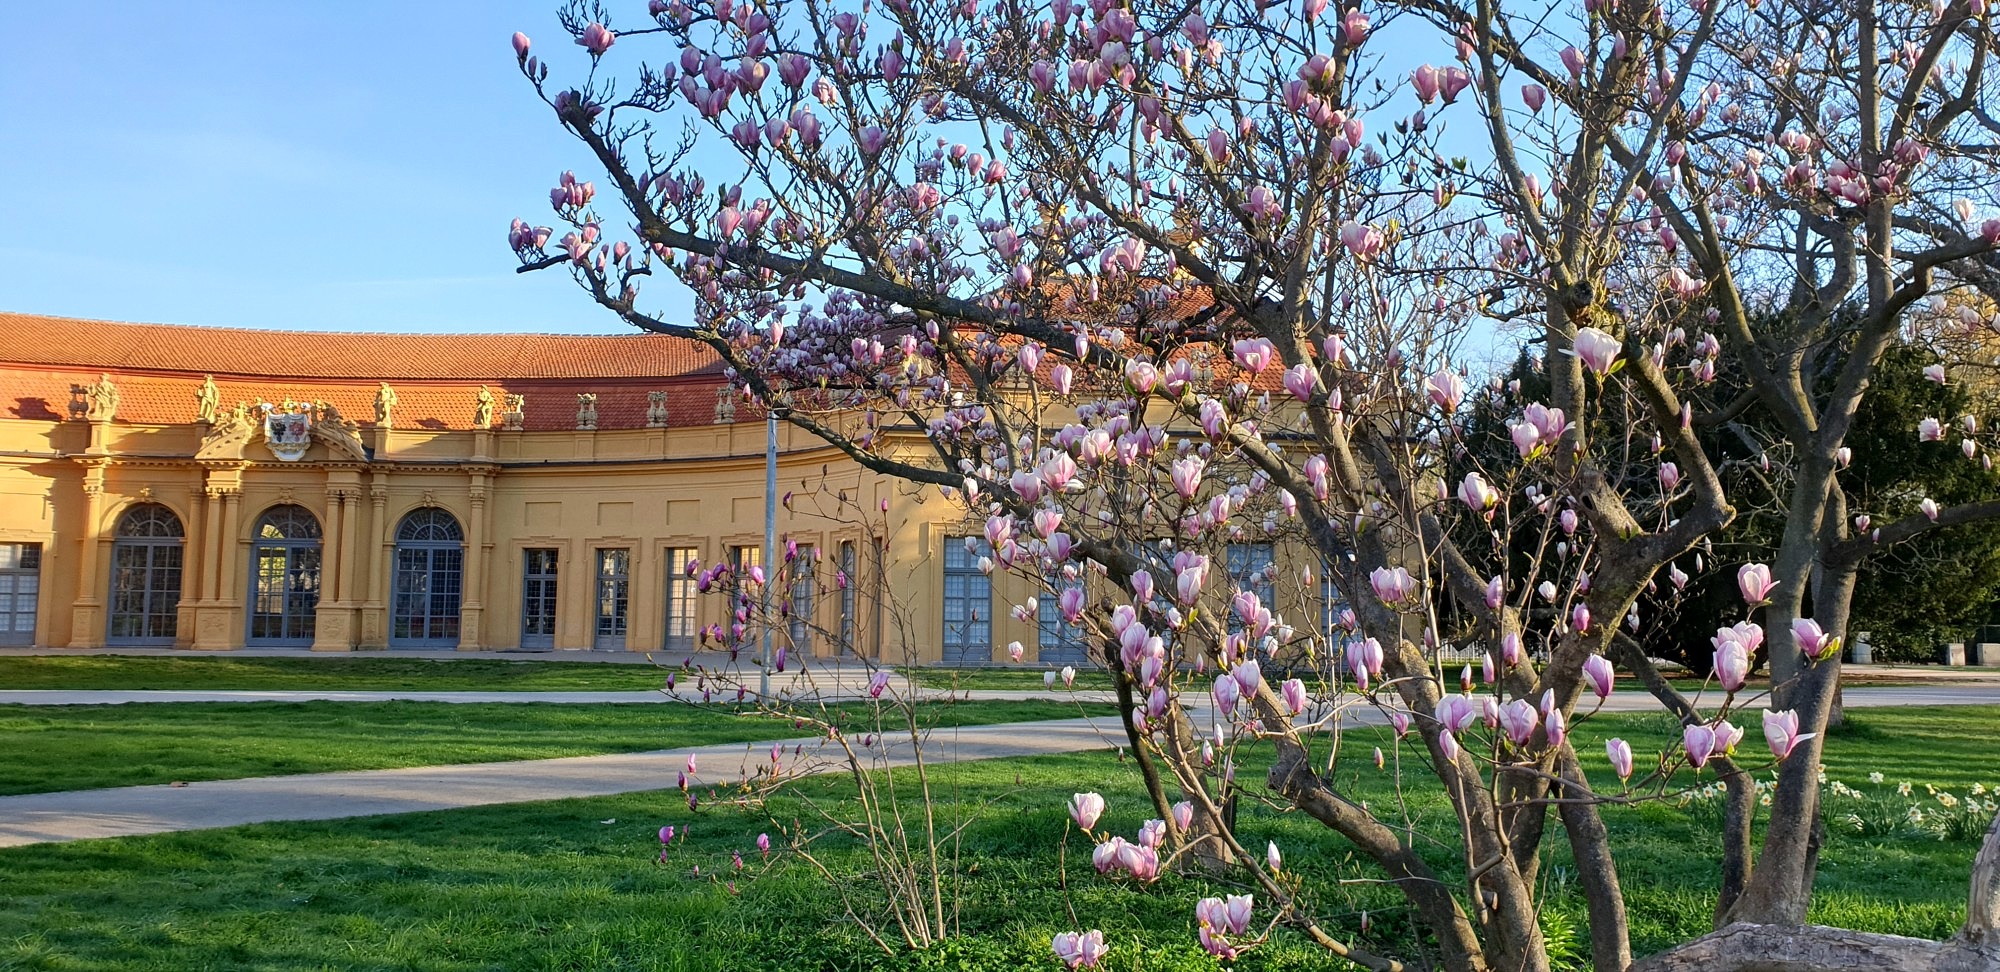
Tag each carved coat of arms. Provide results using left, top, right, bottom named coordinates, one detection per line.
left=263, top=409, right=313, bottom=461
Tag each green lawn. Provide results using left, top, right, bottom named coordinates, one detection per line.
left=0, top=707, right=1993, bottom=971
left=0, top=699, right=1100, bottom=796
left=0, top=655, right=679, bottom=691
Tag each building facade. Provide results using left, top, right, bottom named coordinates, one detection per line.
left=0, top=313, right=1111, bottom=664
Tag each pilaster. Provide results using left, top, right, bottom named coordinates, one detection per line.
left=65, top=467, right=106, bottom=648
left=311, top=485, right=357, bottom=651
left=360, top=477, right=389, bottom=647
left=459, top=473, right=489, bottom=650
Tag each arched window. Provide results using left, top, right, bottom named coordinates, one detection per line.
left=256, top=505, right=322, bottom=541
left=108, top=504, right=185, bottom=644
left=392, top=508, right=464, bottom=647
left=397, top=508, right=463, bottom=543
left=247, top=505, right=321, bottom=646
left=119, top=505, right=186, bottom=538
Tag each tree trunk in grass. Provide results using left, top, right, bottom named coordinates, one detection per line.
left=1640, top=810, right=2000, bottom=971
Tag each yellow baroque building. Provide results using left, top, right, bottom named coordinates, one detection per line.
left=0, top=313, right=1096, bottom=665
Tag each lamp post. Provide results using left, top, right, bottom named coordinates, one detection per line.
left=760, top=412, right=777, bottom=700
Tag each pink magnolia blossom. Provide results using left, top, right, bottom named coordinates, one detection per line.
left=1339, top=220, right=1384, bottom=260
left=1664, top=267, right=1704, bottom=300
left=1243, top=186, right=1282, bottom=221
left=1572, top=327, right=1623, bottom=375
left=1340, top=8, right=1370, bottom=45
left=1205, top=126, right=1229, bottom=164
left=1411, top=65, right=1442, bottom=104
left=1231, top=659, right=1262, bottom=698
left=512, top=32, right=532, bottom=58
left=1231, top=338, right=1276, bottom=374
left=1544, top=708, right=1567, bottom=749
left=1737, top=562, right=1776, bottom=605
left=1212, top=674, right=1241, bottom=716
left=1582, top=654, right=1615, bottom=700
left=1436, top=693, right=1478, bottom=733
left=1714, top=634, right=1752, bottom=693
left=1606, top=737, right=1634, bottom=779
left=1457, top=472, right=1499, bottom=515
left=1510, top=420, right=1543, bottom=459
left=1117, top=841, right=1160, bottom=882
left=576, top=22, right=616, bottom=55
left=1791, top=617, right=1841, bottom=661
left=1369, top=566, right=1418, bottom=605
left=1176, top=565, right=1207, bottom=606
left=1920, top=416, right=1944, bottom=441
left=1068, top=792, right=1105, bottom=830
left=1281, top=677, right=1307, bottom=714
left=1522, top=83, right=1547, bottom=111
left=1498, top=698, right=1538, bottom=746
left=1713, top=720, right=1745, bottom=755
left=1560, top=45, right=1586, bottom=77
left=1052, top=930, right=1107, bottom=970
left=1922, top=497, right=1941, bottom=521
left=1440, top=67, right=1472, bottom=102
left=1684, top=724, right=1717, bottom=769
left=1762, top=709, right=1814, bottom=759
left=1266, top=841, right=1282, bottom=873
left=1347, top=637, right=1384, bottom=691
left=1283, top=362, right=1317, bottom=402
left=1425, top=368, right=1466, bottom=412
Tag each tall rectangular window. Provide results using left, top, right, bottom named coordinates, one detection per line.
left=1226, top=542, right=1276, bottom=634
left=0, top=543, right=41, bottom=646
left=595, top=548, right=630, bottom=650
left=838, top=542, right=857, bottom=655
left=1037, top=575, right=1089, bottom=665
left=941, top=537, right=992, bottom=664
left=789, top=552, right=816, bottom=654
left=521, top=548, right=558, bottom=649
left=663, top=547, right=699, bottom=651
left=731, top=544, right=762, bottom=576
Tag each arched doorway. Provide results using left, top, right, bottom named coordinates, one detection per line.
left=108, top=504, right=185, bottom=645
left=247, top=505, right=321, bottom=646
left=391, top=508, right=463, bottom=648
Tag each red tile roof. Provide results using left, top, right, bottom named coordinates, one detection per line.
left=0, top=312, right=726, bottom=380
left=0, top=313, right=742, bottom=431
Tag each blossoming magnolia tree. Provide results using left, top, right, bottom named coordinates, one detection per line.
left=507, top=0, right=2000, bottom=967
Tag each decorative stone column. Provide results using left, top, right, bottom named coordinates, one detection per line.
left=66, top=471, right=107, bottom=648
left=459, top=473, right=489, bottom=650
left=192, top=473, right=241, bottom=650
left=311, top=486, right=355, bottom=651
left=360, top=479, right=389, bottom=647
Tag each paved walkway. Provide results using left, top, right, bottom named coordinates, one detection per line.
left=2, top=687, right=1996, bottom=849
left=0, top=714, right=1131, bottom=848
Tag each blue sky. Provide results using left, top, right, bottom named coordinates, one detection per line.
left=0, top=4, right=1477, bottom=338
left=0, top=2, right=652, bottom=334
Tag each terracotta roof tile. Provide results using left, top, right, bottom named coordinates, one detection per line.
left=0, top=313, right=746, bottom=431
left=0, top=312, right=726, bottom=381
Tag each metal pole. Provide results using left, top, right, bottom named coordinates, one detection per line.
left=759, top=413, right=777, bottom=700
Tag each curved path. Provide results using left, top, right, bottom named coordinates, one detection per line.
left=0, top=686, right=1994, bottom=849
